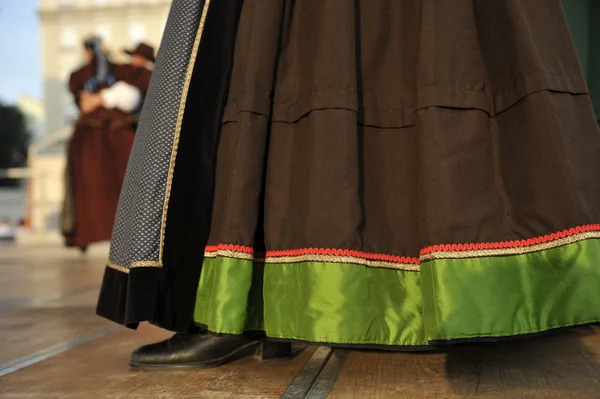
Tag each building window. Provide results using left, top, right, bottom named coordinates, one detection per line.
left=60, top=27, right=77, bottom=50
left=128, top=23, right=146, bottom=46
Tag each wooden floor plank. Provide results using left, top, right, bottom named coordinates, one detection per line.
left=327, top=350, right=466, bottom=399
left=0, top=263, right=102, bottom=308
left=0, top=245, right=107, bottom=309
left=0, top=323, right=315, bottom=398
left=448, top=327, right=600, bottom=399
left=39, top=287, right=100, bottom=308
left=327, top=328, right=600, bottom=399
left=0, top=306, right=111, bottom=365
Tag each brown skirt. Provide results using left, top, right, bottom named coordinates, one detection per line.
left=96, top=0, right=600, bottom=343
left=205, top=0, right=600, bottom=257
left=64, top=118, right=134, bottom=247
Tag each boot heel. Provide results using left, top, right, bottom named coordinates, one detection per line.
left=259, top=341, right=292, bottom=362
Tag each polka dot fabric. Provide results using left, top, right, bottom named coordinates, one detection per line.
left=108, top=0, right=206, bottom=269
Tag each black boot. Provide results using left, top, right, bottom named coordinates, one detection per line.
left=129, top=332, right=292, bottom=370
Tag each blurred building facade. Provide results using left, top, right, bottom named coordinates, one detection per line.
left=38, top=0, right=172, bottom=137
left=18, top=0, right=171, bottom=244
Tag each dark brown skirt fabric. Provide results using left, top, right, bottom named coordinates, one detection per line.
left=64, top=118, right=135, bottom=247
left=205, top=0, right=600, bottom=257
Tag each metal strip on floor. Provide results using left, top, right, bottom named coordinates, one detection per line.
left=281, top=348, right=349, bottom=399
left=281, top=346, right=333, bottom=399
left=305, top=350, right=349, bottom=399
left=0, top=325, right=121, bottom=377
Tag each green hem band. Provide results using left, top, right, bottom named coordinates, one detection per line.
left=193, top=239, right=600, bottom=346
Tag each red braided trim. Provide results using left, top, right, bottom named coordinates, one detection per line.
left=420, top=224, right=600, bottom=256
left=204, top=224, right=600, bottom=265
left=205, top=244, right=254, bottom=255
left=204, top=244, right=419, bottom=264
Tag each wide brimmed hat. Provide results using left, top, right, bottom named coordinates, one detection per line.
left=124, top=42, right=155, bottom=63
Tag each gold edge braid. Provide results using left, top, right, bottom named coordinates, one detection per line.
left=264, top=254, right=420, bottom=271
left=111, top=232, right=600, bottom=275
left=204, top=251, right=421, bottom=272
left=107, top=261, right=130, bottom=274
left=107, top=261, right=163, bottom=273
left=204, top=250, right=254, bottom=261
left=158, top=0, right=212, bottom=266
left=202, top=232, right=600, bottom=270
left=421, top=231, right=600, bottom=261
left=131, top=261, right=163, bottom=268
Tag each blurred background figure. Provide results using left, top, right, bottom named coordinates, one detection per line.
left=0, top=217, right=16, bottom=242
left=61, top=36, right=152, bottom=252
left=123, top=42, right=156, bottom=130
left=0, top=0, right=169, bottom=246
left=124, top=42, right=156, bottom=70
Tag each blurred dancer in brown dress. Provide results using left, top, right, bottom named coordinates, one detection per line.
left=62, top=36, right=153, bottom=251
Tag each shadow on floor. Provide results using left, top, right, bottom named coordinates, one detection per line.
left=445, top=327, right=600, bottom=397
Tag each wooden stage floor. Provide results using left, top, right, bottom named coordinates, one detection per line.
left=1, top=243, right=599, bottom=398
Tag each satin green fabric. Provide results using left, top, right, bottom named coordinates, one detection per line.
left=422, top=239, right=600, bottom=342
left=194, top=239, right=600, bottom=346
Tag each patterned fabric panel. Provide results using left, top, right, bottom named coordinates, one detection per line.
left=109, top=0, right=207, bottom=268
